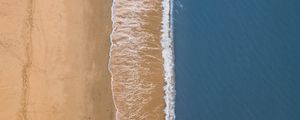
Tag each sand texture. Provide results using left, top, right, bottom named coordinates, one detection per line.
left=0, top=0, right=114, bottom=120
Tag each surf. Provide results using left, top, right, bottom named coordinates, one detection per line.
left=109, top=0, right=175, bottom=119
left=161, top=0, right=176, bottom=119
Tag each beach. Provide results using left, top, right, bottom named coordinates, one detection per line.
left=0, top=0, right=115, bottom=119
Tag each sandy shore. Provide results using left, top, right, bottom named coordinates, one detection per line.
left=0, top=0, right=115, bottom=120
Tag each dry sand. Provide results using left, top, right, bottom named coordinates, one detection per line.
left=0, top=0, right=115, bottom=120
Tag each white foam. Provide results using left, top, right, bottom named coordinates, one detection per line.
left=109, top=0, right=160, bottom=119
left=161, top=0, right=176, bottom=120
left=110, top=0, right=175, bottom=119
left=109, top=0, right=119, bottom=119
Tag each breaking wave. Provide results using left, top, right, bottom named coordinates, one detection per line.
left=161, top=0, right=175, bottom=119
left=109, top=0, right=175, bottom=119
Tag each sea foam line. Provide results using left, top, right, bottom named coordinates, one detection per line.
left=110, top=0, right=175, bottom=119
left=109, top=0, right=119, bottom=119
left=161, top=0, right=176, bottom=120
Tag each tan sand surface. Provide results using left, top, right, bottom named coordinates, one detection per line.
left=0, top=0, right=115, bottom=120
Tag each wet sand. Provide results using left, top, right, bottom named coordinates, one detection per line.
left=110, top=0, right=165, bottom=119
left=0, top=0, right=114, bottom=120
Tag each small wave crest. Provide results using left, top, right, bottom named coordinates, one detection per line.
left=161, top=0, right=176, bottom=120
left=109, top=0, right=166, bottom=119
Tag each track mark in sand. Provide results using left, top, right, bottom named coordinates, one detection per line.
left=20, top=0, right=34, bottom=120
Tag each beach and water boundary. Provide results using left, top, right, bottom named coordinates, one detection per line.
left=0, top=0, right=175, bottom=119
left=161, top=0, right=176, bottom=119
left=109, top=0, right=175, bottom=119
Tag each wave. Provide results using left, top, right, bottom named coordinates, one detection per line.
left=161, top=0, right=176, bottom=120
left=109, top=0, right=165, bottom=119
left=109, top=0, right=117, bottom=119
left=109, top=0, right=175, bottom=119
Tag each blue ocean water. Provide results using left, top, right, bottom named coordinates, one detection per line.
left=174, top=0, right=300, bottom=120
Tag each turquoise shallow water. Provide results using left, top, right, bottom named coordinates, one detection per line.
left=174, top=0, right=300, bottom=119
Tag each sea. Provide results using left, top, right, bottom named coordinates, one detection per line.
left=174, top=0, right=300, bottom=120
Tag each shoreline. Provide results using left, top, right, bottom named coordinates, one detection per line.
left=108, top=0, right=118, bottom=119
left=109, top=0, right=165, bottom=119
left=161, top=0, right=176, bottom=119
left=0, top=0, right=115, bottom=119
